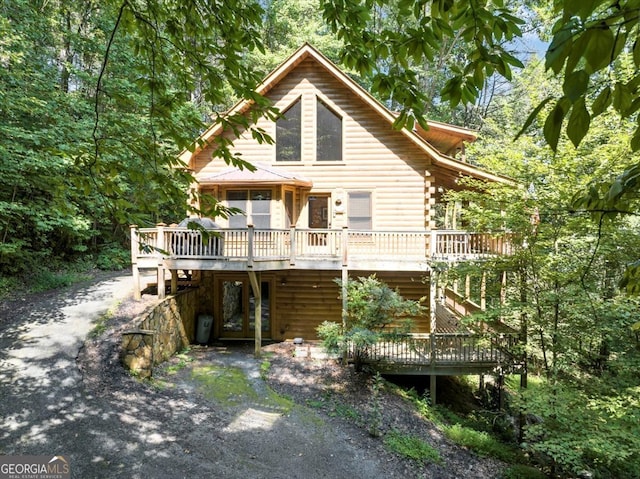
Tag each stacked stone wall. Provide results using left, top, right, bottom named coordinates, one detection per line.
left=121, top=288, right=199, bottom=378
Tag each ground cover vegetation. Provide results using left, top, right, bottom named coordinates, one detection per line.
left=2, top=0, right=640, bottom=476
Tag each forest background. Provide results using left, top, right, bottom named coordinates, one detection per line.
left=1, top=0, right=639, bottom=477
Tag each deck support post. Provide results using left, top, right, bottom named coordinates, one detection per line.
left=497, top=370, right=505, bottom=410
left=248, top=271, right=261, bottom=358
left=480, top=271, right=486, bottom=310
left=465, top=274, right=471, bottom=300
left=170, top=270, right=178, bottom=294
left=429, top=267, right=438, bottom=404
left=156, top=223, right=166, bottom=300
left=341, top=265, right=349, bottom=365
left=130, top=225, right=141, bottom=300
left=430, top=375, right=437, bottom=405
left=340, top=227, right=349, bottom=365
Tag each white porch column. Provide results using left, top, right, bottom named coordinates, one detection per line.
left=130, top=225, right=141, bottom=300
left=156, top=223, right=166, bottom=300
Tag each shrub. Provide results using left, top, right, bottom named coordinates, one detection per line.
left=444, top=423, right=519, bottom=463
left=317, top=275, right=423, bottom=371
left=383, top=429, right=442, bottom=464
left=95, top=245, right=130, bottom=270
left=502, top=464, right=547, bottom=479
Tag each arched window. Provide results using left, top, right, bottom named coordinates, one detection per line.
left=276, top=98, right=302, bottom=161
left=316, top=98, right=342, bottom=161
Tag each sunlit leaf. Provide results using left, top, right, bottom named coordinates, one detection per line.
left=567, top=98, right=591, bottom=147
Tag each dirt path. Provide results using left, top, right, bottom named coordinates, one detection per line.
left=0, top=273, right=399, bottom=478
left=0, top=273, right=505, bottom=479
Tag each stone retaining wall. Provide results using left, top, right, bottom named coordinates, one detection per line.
left=121, top=288, right=198, bottom=378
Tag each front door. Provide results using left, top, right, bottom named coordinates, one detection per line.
left=218, top=275, right=272, bottom=338
left=307, top=194, right=330, bottom=250
left=308, top=195, right=329, bottom=229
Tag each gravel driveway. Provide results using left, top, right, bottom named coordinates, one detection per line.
left=0, top=272, right=505, bottom=479
left=0, top=273, right=398, bottom=478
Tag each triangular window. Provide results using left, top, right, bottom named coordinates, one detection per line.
left=316, top=98, right=342, bottom=161
left=276, top=98, right=302, bottom=161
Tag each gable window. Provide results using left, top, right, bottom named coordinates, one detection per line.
left=227, top=190, right=272, bottom=228
left=276, top=98, right=302, bottom=161
left=347, top=191, right=372, bottom=230
left=316, top=98, right=342, bottom=161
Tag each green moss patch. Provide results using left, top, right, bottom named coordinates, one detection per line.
left=190, top=365, right=292, bottom=411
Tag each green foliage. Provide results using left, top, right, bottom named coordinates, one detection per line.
left=346, top=275, right=421, bottom=326
left=320, top=0, right=524, bottom=130
left=383, top=429, right=442, bottom=465
left=445, top=68, right=640, bottom=476
left=444, top=423, right=519, bottom=463
left=29, top=268, right=92, bottom=294
left=316, top=320, right=343, bottom=353
left=516, top=378, right=640, bottom=479
left=317, top=275, right=423, bottom=369
left=259, top=359, right=271, bottom=380
left=367, top=372, right=383, bottom=437
left=94, top=245, right=130, bottom=271
left=536, top=2, right=640, bottom=152
left=501, top=464, right=548, bottom=479
left=0, top=275, right=19, bottom=300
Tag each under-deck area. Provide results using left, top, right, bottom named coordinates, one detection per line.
left=130, top=224, right=520, bottom=404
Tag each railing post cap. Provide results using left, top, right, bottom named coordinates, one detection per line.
left=156, top=222, right=167, bottom=227
left=130, top=224, right=138, bottom=229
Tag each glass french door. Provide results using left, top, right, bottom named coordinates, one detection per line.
left=219, top=276, right=271, bottom=338
left=307, top=194, right=330, bottom=250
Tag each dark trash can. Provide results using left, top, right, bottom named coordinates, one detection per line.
left=196, top=314, right=214, bottom=344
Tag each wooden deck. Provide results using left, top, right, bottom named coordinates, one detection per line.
left=354, top=333, right=522, bottom=375
left=131, top=225, right=511, bottom=272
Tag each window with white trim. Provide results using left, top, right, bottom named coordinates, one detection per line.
left=316, top=97, right=342, bottom=161
left=276, top=98, right=302, bottom=161
left=347, top=191, right=372, bottom=230
left=227, top=190, right=272, bottom=228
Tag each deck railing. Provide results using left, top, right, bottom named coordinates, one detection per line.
left=430, top=230, right=513, bottom=258
left=131, top=225, right=511, bottom=265
left=356, top=333, right=520, bottom=370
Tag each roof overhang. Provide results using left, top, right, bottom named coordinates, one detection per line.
left=199, top=162, right=313, bottom=188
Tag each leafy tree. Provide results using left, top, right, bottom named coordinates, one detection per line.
left=317, top=275, right=423, bottom=371
left=318, top=0, right=640, bottom=150
left=257, top=0, right=343, bottom=72
left=441, top=59, right=640, bottom=476
left=0, top=0, right=203, bottom=276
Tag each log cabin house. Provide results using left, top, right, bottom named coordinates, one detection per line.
left=130, top=44, right=519, bottom=398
